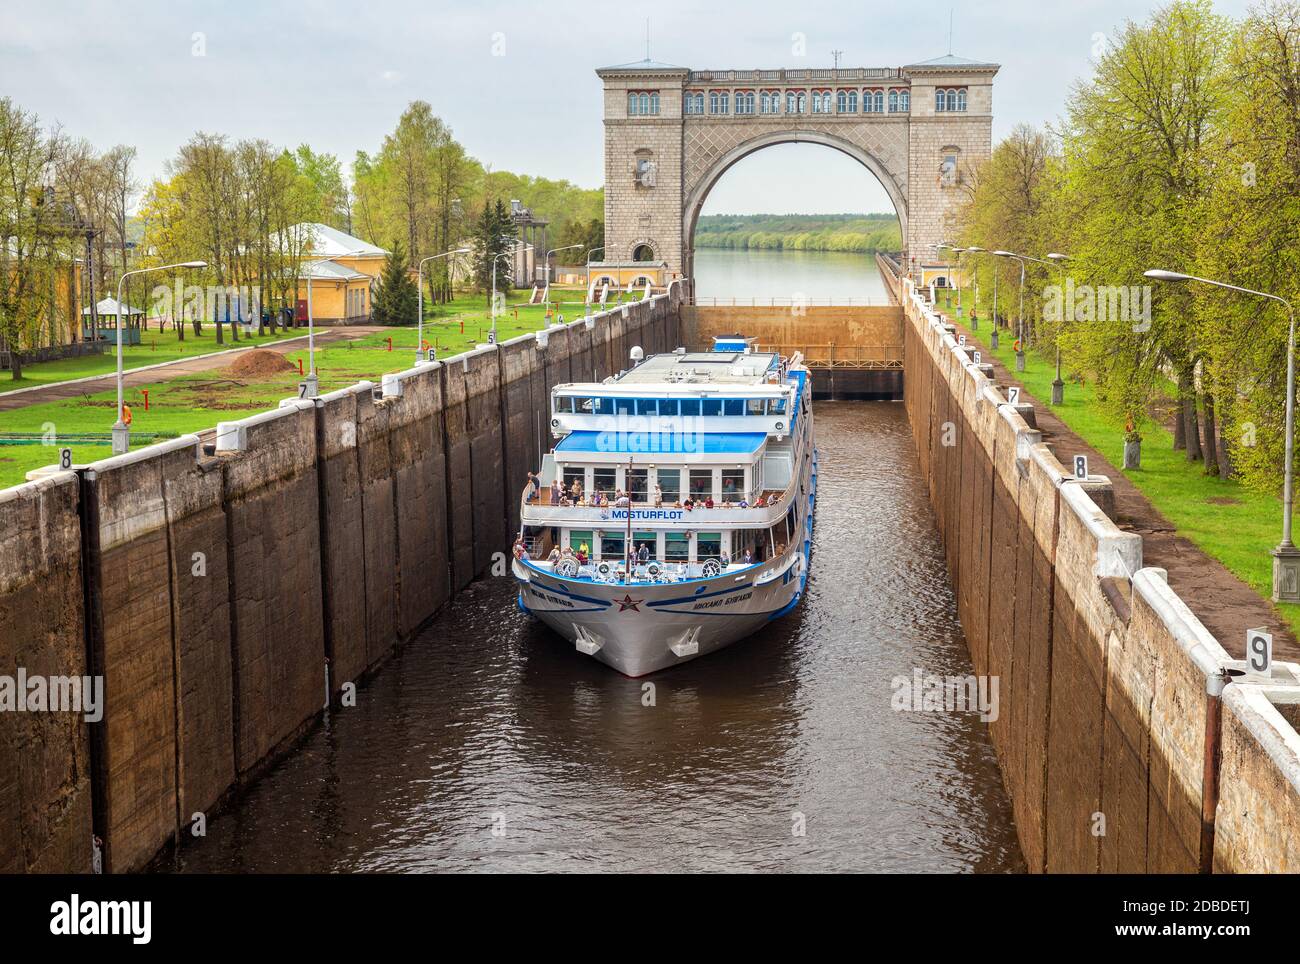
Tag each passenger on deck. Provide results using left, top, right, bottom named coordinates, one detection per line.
left=512, top=538, right=529, bottom=561
left=615, top=491, right=630, bottom=508
left=653, top=483, right=663, bottom=507
left=742, top=549, right=754, bottom=564
left=547, top=546, right=561, bottom=563
left=551, top=480, right=563, bottom=504
left=637, top=542, right=650, bottom=564
left=704, top=497, right=715, bottom=509
left=525, top=472, right=539, bottom=502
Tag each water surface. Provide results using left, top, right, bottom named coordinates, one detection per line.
left=175, top=403, right=1023, bottom=873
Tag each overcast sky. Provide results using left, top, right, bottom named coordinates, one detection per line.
left=1, top=0, right=1255, bottom=218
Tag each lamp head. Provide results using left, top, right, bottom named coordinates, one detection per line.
left=181, top=260, right=208, bottom=268
left=992, top=250, right=1016, bottom=258
left=1144, top=269, right=1191, bottom=283
left=1046, top=253, right=1068, bottom=262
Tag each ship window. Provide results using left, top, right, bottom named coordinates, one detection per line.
left=600, top=532, right=625, bottom=561
left=636, top=398, right=658, bottom=416
left=594, top=397, right=615, bottom=415
left=665, top=531, right=689, bottom=561
left=562, top=466, right=585, bottom=491
left=697, top=532, right=722, bottom=561
left=555, top=396, right=574, bottom=413
left=680, top=398, right=701, bottom=416
left=632, top=532, right=655, bottom=558
left=656, top=468, right=680, bottom=502
left=578, top=397, right=594, bottom=413
left=569, top=530, right=593, bottom=554
left=615, top=397, right=635, bottom=415
left=702, top=399, right=723, bottom=416
left=689, top=469, right=713, bottom=500
left=593, top=468, right=617, bottom=498
left=771, top=397, right=787, bottom=414
left=627, top=468, right=648, bottom=502
left=657, top=398, right=679, bottom=416
left=746, top=398, right=766, bottom=415
left=724, top=399, right=745, bottom=416
left=721, top=469, right=745, bottom=502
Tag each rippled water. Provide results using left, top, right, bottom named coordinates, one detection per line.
left=174, top=403, right=1023, bottom=873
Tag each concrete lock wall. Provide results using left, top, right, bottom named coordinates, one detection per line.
left=0, top=474, right=92, bottom=873
left=898, top=272, right=1300, bottom=873
left=0, top=286, right=683, bottom=872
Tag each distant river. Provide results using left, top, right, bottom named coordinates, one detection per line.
left=693, top=248, right=890, bottom=303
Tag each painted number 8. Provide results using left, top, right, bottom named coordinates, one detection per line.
left=59, top=448, right=72, bottom=470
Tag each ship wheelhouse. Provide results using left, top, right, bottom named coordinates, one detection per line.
left=518, top=339, right=813, bottom=583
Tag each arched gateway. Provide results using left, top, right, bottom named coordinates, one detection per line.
left=598, top=56, right=998, bottom=281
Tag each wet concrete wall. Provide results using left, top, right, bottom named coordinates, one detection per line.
left=0, top=474, right=92, bottom=873
left=0, top=286, right=683, bottom=872
left=895, top=265, right=1300, bottom=874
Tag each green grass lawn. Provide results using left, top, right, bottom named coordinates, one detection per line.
left=0, top=290, right=633, bottom=488
left=935, top=286, right=1300, bottom=637
left=0, top=286, right=637, bottom=395
left=0, top=327, right=300, bottom=393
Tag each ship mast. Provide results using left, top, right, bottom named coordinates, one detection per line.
left=626, top=455, right=634, bottom=577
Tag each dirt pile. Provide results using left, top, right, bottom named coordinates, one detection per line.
left=226, top=349, right=295, bottom=378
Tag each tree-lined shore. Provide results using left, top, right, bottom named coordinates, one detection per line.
left=694, top=213, right=900, bottom=253
left=958, top=0, right=1300, bottom=497
left=0, top=97, right=603, bottom=372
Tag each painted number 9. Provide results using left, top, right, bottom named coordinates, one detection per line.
left=1247, top=627, right=1272, bottom=677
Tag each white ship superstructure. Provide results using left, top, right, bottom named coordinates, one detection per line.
left=513, top=335, right=817, bottom=676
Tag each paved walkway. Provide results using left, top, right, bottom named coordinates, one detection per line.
left=0, top=327, right=386, bottom=412
left=943, top=314, right=1299, bottom=662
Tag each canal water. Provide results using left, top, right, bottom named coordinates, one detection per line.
left=175, top=401, right=1023, bottom=873
left=693, top=248, right=891, bottom=303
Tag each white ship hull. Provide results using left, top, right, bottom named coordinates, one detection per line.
left=514, top=539, right=811, bottom=677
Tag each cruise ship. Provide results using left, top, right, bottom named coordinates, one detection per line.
left=512, top=335, right=816, bottom=676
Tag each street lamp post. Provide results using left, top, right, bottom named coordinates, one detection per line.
left=585, top=246, right=605, bottom=300
left=303, top=247, right=366, bottom=398
left=952, top=246, right=966, bottom=318
left=1047, top=253, right=1069, bottom=405
left=994, top=250, right=1053, bottom=372
left=966, top=246, right=985, bottom=330
left=416, top=248, right=469, bottom=364
left=1146, top=268, right=1300, bottom=602
left=490, top=251, right=515, bottom=344
left=545, top=243, right=582, bottom=287
left=112, top=260, right=207, bottom=454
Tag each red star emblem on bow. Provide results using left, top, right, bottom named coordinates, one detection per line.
left=616, top=594, right=644, bottom=612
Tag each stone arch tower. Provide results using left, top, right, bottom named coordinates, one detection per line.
left=598, top=56, right=998, bottom=281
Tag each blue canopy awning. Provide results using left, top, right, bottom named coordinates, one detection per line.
left=555, top=430, right=767, bottom=456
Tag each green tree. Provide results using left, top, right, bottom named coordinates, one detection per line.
left=371, top=239, right=417, bottom=326
left=473, top=199, right=515, bottom=294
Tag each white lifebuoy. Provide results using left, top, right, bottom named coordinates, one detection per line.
left=597, top=561, right=612, bottom=578
left=556, top=559, right=579, bottom=578
left=647, top=562, right=661, bottom=578
left=701, top=559, right=721, bottom=578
